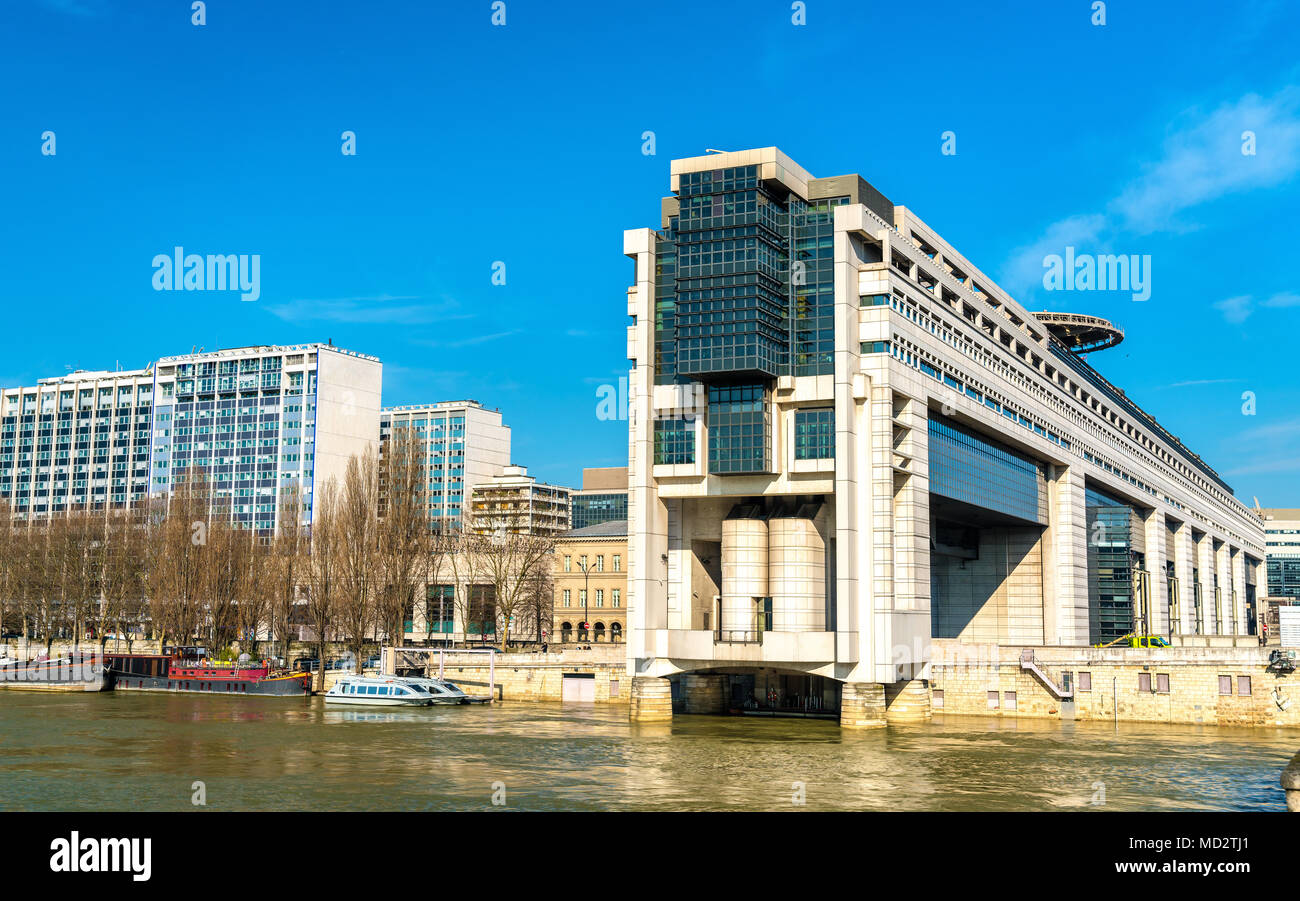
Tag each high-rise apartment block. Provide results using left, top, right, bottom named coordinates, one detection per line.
left=380, top=401, right=511, bottom=530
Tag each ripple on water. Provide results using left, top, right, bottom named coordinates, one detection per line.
left=0, top=695, right=1291, bottom=811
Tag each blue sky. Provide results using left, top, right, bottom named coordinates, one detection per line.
left=2, top=0, right=1298, bottom=503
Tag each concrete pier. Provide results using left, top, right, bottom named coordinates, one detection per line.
left=840, top=682, right=886, bottom=729
left=885, top=678, right=932, bottom=723
left=629, top=676, right=674, bottom=722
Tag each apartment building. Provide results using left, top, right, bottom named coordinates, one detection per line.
left=469, top=464, right=571, bottom=536
left=380, top=401, right=511, bottom=531
left=0, top=342, right=382, bottom=533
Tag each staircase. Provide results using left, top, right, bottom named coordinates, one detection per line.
left=1019, top=649, right=1074, bottom=699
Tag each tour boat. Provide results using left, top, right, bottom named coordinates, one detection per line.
left=386, top=675, right=477, bottom=705
left=105, top=646, right=312, bottom=697
left=324, top=675, right=437, bottom=707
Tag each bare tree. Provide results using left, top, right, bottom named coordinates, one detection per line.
left=100, top=509, right=148, bottom=653
left=269, top=484, right=307, bottom=663
left=336, top=453, right=380, bottom=673
left=148, top=468, right=213, bottom=647
left=376, top=427, right=429, bottom=648
left=305, top=478, right=342, bottom=692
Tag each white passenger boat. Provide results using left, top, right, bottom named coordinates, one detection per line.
left=324, top=675, right=436, bottom=707
left=388, top=675, right=475, bottom=705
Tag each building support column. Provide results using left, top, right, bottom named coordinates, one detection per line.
left=629, top=676, right=673, bottom=722
left=1049, top=467, right=1089, bottom=645
left=681, top=673, right=727, bottom=714
left=1143, top=510, right=1168, bottom=636
left=884, top=678, right=932, bottom=722
left=1172, top=521, right=1195, bottom=635
left=840, top=681, right=886, bottom=729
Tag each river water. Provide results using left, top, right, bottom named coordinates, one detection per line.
left=0, top=693, right=1291, bottom=811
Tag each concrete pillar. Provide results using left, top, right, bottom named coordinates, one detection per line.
left=1049, top=467, right=1089, bottom=645
left=681, top=673, right=727, bottom=714
left=884, top=678, right=932, bottom=722
left=1231, top=548, right=1248, bottom=637
left=1172, top=521, right=1195, bottom=635
left=1216, top=541, right=1232, bottom=635
left=1196, top=535, right=1216, bottom=635
left=840, top=681, right=886, bottom=729
left=629, top=676, right=673, bottom=722
left=1143, top=510, right=1168, bottom=635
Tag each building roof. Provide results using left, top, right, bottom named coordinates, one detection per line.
left=558, top=519, right=629, bottom=540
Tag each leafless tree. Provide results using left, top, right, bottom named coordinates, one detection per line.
left=268, top=484, right=307, bottom=663
left=336, top=453, right=380, bottom=672
left=305, top=478, right=343, bottom=692
left=376, top=427, right=429, bottom=648
left=100, top=509, right=148, bottom=653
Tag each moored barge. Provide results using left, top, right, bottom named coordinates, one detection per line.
left=106, top=646, right=311, bottom=697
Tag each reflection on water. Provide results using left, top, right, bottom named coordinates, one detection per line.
left=0, top=693, right=1291, bottom=811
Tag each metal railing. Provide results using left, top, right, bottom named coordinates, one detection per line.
left=714, top=628, right=764, bottom=645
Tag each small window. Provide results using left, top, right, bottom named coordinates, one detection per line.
left=1218, top=675, right=1233, bottom=695
left=377, top=686, right=389, bottom=696
left=1078, top=672, right=1092, bottom=692
left=933, top=689, right=945, bottom=709
left=1004, top=691, right=1017, bottom=710
left=987, top=691, right=999, bottom=709
left=1238, top=676, right=1251, bottom=697
left=1156, top=673, right=1170, bottom=694
left=1138, top=673, right=1152, bottom=693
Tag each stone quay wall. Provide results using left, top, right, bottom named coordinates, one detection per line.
left=928, top=640, right=1300, bottom=727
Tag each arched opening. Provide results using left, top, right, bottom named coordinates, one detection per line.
left=610, top=622, right=622, bottom=642
left=593, top=622, right=606, bottom=642
left=560, top=622, right=572, bottom=643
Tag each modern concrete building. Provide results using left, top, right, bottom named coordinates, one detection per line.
left=570, top=466, right=629, bottom=530
left=0, top=367, right=157, bottom=519
left=151, top=343, right=381, bottom=532
left=1260, top=509, right=1300, bottom=600
left=469, top=464, right=572, bottom=536
left=0, top=342, right=382, bottom=533
left=622, top=147, right=1266, bottom=725
left=380, top=401, right=511, bottom=531
left=553, top=519, right=627, bottom=644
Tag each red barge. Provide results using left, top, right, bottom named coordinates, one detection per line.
left=105, top=646, right=312, bottom=697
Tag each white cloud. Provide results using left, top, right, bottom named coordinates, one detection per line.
left=1002, top=87, right=1300, bottom=301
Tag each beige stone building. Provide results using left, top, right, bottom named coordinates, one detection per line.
left=552, top=520, right=627, bottom=644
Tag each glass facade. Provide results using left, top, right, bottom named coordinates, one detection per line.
left=707, top=385, right=770, bottom=474
left=382, top=410, right=468, bottom=530
left=157, top=351, right=313, bottom=533
left=793, top=408, right=834, bottom=460
left=655, top=167, right=845, bottom=383
left=927, top=414, right=1046, bottom=524
left=1085, top=485, right=1145, bottom=645
left=0, top=379, right=153, bottom=516
left=653, top=418, right=695, bottom=465
left=1268, top=558, right=1300, bottom=598
left=571, top=492, right=628, bottom=529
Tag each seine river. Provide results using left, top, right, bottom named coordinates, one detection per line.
left=0, top=693, right=1292, bottom=811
